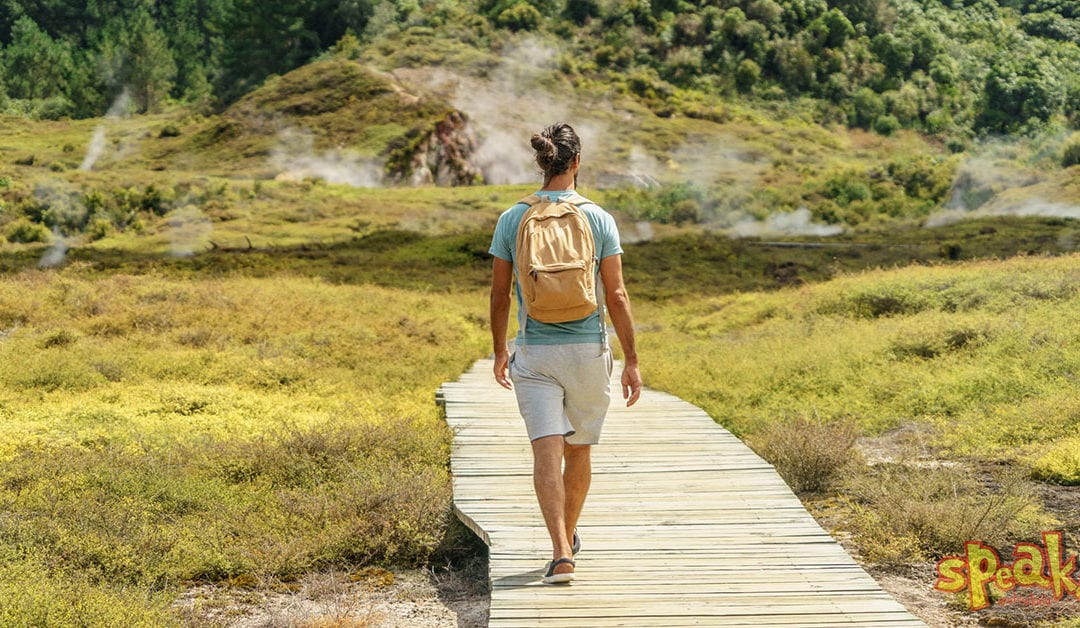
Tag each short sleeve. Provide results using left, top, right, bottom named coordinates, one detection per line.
left=488, top=207, right=520, bottom=261
left=597, top=210, right=623, bottom=259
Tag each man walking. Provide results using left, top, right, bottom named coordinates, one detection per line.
left=489, top=122, right=641, bottom=584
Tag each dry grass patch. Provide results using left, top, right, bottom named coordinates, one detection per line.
left=0, top=269, right=490, bottom=624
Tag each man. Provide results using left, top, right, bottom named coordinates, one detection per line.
left=489, top=122, right=642, bottom=584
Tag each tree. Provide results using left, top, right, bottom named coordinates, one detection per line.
left=735, top=58, right=761, bottom=93
left=852, top=87, right=885, bottom=129
left=218, top=0, right=321, bottom=102
left=3, top=15, right=70, bottom=100
left=871, top=33, right=914, bottom=78
left=771, top=39, right=815, bottom=91
left=977, top=52, right=1065, bottom=132
left=820, top=8, right=854, bottom=49
left=159, top=0, right=230, bottom=102
left=122, top=8, right=177, bottom=111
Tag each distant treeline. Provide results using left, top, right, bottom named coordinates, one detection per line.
left=0, top=0, right=1077, bottom=137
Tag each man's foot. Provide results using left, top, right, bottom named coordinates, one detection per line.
left=571, top=529, right=581, bottom=555
left=543, top=557, right=576, bottom=584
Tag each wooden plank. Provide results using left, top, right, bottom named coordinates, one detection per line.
left=440, top=359, right=925, bottom=627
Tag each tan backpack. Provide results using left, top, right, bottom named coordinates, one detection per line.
left=514, top=193, right=598, bottom=323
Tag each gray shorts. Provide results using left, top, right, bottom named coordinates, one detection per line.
left=509, top=343, right=613, bottom=445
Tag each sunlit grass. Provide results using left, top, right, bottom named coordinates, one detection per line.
left=638, top=254, right=1080, bottom=567
left=0, top=270, right=489, bottom=622
left=639, top=254, right=1080, bottom=456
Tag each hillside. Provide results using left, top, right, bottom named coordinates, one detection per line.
left=2, top=49, right=1078, bottom=261
left=2, top=0, right=1080, bottom=245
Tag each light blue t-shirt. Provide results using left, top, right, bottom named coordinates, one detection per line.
left=489, top=190, right=623, bottom=345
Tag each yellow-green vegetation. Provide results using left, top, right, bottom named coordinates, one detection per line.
left=640, top=254, right=1080, bottom=449
left=639, top=254, right=1080, bottom=564
left=0, top=270, right=489, bottom=622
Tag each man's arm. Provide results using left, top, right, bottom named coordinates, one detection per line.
left=490, top=256, right=514, bottom=390
left=600, top=254, right=641, bottom=406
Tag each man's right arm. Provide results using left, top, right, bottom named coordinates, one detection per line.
left=490, top=256, right=514, bottom=390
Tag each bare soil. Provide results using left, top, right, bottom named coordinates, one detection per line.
left=172, top=567, right=488, bottom=627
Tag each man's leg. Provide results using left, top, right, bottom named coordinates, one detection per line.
left=563, top=443, right=591, bottom=543
left=531, top=435, right=574, bottom=574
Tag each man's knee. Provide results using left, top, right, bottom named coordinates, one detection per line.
left=564, top=442, right=591, bottom=459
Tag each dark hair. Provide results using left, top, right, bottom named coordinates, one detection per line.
left=530, top=122, right=580, bottom=181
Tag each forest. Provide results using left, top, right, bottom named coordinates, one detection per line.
left=0, top=0, right=1078, bottom=140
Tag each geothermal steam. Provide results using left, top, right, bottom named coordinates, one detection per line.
left=271, top=127, right=383, bottom=187
left=80, top=89, right=132, bottom=171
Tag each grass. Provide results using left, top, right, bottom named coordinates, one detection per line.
left=638, top=254, right=1080, bottom=448
left=0, top=270, right=489, bottom=623
left=637, top=253, right=1080, bottom=571
left=2, top=50, right=1080, bottom=623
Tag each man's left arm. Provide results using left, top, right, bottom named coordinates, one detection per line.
left=600, top=254, right=641, bottom=406
left=490, top=256, right=514, bottom=390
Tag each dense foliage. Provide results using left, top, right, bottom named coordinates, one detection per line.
left=0, top=0, right=1076, bottom=138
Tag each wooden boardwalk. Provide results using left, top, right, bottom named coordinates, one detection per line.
left=438, top=359, right=925, bottom=627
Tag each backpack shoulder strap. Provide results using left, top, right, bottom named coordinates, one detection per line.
left=517, top=194, right=542, bottom=207
left=559, top=192, right=588, bottom=206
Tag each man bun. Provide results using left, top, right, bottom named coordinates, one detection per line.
left=531, top=123, right=581, bottom=182
left=531, top=133, right=557, bottom=172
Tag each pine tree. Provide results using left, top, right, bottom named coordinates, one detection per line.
left=3, top=15, right=70, bottom=100
left=218, top=0, right=320, bottom=102
left=123, top=8, right=177, bottom=112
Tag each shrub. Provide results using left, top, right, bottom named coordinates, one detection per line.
left=734, top=59, right=760, bottom=93
left=750, top=414, right=860, bottom=494
left=842, top=463, right=1047, bottom=564
left=496, top=3, right=542, bottom=31
left=822, top=170, right=872, bottom=207
left=670, top=199, right=702, bottom=226
left=1062, top=133, right=1080, bottom=168
left=87, top=218, right=112, bottom=241
left=873, top=114, right=900, bottom=136
left=140, top=185, right=172, bottom=216
left=851, top=87, right=885, bottom=129
left=1032, top=438, right=1080, bottom=485
left=4, top=218, right=49, bottom=243
left=158, top=124, right=181, bottom=138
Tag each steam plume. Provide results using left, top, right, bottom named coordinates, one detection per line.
left=271, top=127, right=383, bottom=187
left=38, top=230, right=68, bottom=268
left=729, top=208, right=844, bottom=238
left=80, top=89, right=131, bottom=171
left=166, top=205, right=212, bottom=257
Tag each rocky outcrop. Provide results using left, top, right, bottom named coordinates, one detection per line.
left=389, top=111, right=484, bottom=186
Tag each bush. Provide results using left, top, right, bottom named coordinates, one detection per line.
left=734, top=59, right=760, bottom=93
left=158, top=124, right=181, bottom=138
left=1032, top=438, right=1080, bottom=484
left=671, top=199, right=702, bottom=225
left=842, top=463, right=1046, bottom=564
left=496, top=3, right=542, bottom=31
left=822, top=170, right=872, bottom=207
left=851, top=87, right=885, bottom=129
left=751, top=414, right=859, bottom=494
left=1062, top=133, right=1080, bottom=168
left=873, top=114, right=900, bottom=135
left=4, top=218, right=49, bottom=243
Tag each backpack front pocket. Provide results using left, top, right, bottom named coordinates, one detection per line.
left=528, top=261, right=591, bottom=311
